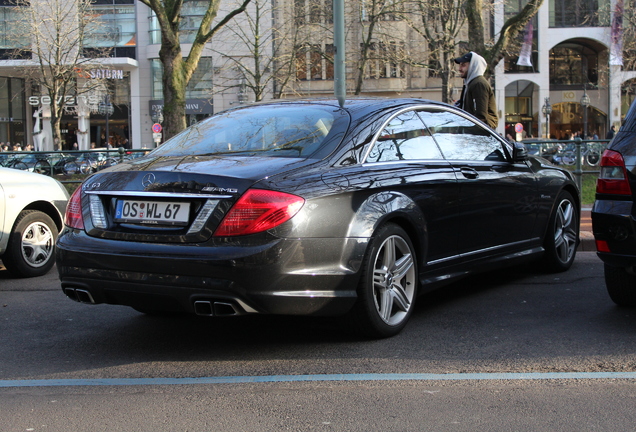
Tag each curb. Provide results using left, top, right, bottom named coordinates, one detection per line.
left=579, top=208, right=594, bottom=252
left=578, top=231, right=595, bottom=252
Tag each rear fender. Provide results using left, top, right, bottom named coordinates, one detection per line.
left=347, top=191, right=426, bottom=240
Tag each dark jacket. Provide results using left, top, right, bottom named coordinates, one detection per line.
left=460, top=75, right=498, bottom=129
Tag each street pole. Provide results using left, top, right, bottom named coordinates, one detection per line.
left=333, top=0, right=345, bottom=108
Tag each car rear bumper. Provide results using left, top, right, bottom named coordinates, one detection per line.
left=592, top=199, right=636, bottom=268
left=56, top=230, right=367, bottom=316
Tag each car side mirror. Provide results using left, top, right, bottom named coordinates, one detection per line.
left=512, top=142, right=528, bottom=163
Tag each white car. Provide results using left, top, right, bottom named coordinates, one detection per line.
left=0, top=167, right=69, bottom=277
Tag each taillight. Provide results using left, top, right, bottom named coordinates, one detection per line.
left=596, top=150, right=632, bottom=195
left=65, top=187, right=84, bottom=229
left=214, top=189, right=304, bottom=236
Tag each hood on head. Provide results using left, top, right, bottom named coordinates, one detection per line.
left=465, top=51, right=487, bottom=84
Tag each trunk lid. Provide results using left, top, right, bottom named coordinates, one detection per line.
left=79, top=155, right=312, bottom=243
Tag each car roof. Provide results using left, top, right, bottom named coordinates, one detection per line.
left=226, top=97, right=452, bottom=118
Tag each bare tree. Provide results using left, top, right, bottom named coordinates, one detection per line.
left=212, top=0, right=304, bottom=102
left=621, top=1, right=636, bottom=71
left=354, top=0, right=408, bottom=94
left=11, top=0, right=110, bottom=148
left=466, top=0, right=544, bottom=72
left=138, top=0, right=252, bottom=140
left=404, top=0, right=466, bottom=103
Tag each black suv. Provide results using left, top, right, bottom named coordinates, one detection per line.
left=593, top=99, right=636, bottom=306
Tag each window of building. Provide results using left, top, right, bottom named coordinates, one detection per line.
left=85, top=1, right=136, bottom=48
left=0, top=77, right=25, bottom=144
left=294, top=0, right=333, bottom=25
left=0, top=6, right=27, bottom=50
left=361, top=0, right=404, bottom=22
left=294, top=0, right=305, bottom=25
left=296, top=44, right=334, bottom=81
left=310, top=45, right=322, bottom=80
left=622, top=79, right=636, bottom=123
left=503, top=0, right=538, bottom=73
left=151, top=57, right=214, bottom=100
left=80, top=0, right=135, bottom=58
left=325, top=44, right=335, bottom=80
left=549, top=43, right=599, bottom=87
left=363, top=41, right=404, bottom=79
left=549, top=0, right=610, bottom=28
left=295, top=46, right=308, bottom=81
left=149, top=0, right=208, bottom=44
left=427, top=55, right=441, bottom=78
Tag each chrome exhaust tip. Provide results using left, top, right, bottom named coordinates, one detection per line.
left=63, top=287, right=96, bottom=304
left=213, top=301, right=240, bottom=317
left=193, top=300, right=214, bottom=316
left=193, top=300, right=241, bottom=316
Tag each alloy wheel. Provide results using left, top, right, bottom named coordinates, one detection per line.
left=553, top=198, right=577, bottom=264
left=371, top=234, right=416, bottom=325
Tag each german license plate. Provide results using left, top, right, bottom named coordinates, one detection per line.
left=115, top=200, right=190, bottom=225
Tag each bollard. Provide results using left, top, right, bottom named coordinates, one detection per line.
left=118, top=146, right=125, bottom=163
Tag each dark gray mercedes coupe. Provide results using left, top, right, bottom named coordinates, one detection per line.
left=56, top=98, right=580, bottom=337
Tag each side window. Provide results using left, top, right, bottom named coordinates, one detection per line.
left=419, top=109, right=506, bottom=162
left=366, top=110, right=444, bottom=162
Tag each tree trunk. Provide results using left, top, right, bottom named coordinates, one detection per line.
left=160, top=44, right=187, bottom=141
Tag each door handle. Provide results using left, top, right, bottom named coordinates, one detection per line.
left=460, top=167, right=479, bottom=179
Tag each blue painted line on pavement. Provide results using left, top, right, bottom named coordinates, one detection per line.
left=1, top=372, right=636, bottom=388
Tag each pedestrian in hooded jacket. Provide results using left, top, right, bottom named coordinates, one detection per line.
left=454, top=52, right=498, bottom=129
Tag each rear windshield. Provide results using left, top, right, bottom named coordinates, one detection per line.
left=150, top=104, right=342, bottom=158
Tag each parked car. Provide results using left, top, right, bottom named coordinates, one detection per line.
left=56, top=98, right=580, bottom=337
left=593, top=99, right=636, bottom=306
left=0, top=168, right=69, bottom=277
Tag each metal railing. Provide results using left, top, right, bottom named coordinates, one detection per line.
left=521, top=138, right=610, bottom=192
left=0, top=147, right=151, bottom=185
left=0, top=140, right=610, bottom=192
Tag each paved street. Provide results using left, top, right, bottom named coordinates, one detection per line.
left=1, top=252, right=636, bottom=431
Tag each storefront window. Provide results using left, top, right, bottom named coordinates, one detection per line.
left=0, top=77, right=25, bottom=144
left=549, top=101, right=606, bottom=139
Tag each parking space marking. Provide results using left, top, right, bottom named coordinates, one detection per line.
left=2, top=372, right=636, bottom=388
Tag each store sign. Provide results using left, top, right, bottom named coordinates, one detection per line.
left=89, top=69, right=125, bottom=80
left=74, top=68, right=126, bottom=80
left=28, top=95, right=101, bottom=106
left=562, top=91, right=576, bottom=101
left=149, top=99, right=214, bottom=115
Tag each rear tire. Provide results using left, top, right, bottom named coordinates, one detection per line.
left=542, top=191, right=578, bottom=272
left=349, top=223, right=418, bottom=338
left=604, top=264, right=636, bottom=307
left=2, top=210, right=58, bottom=278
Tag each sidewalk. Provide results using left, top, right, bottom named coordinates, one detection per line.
left=579, top=208, right=594, bottom=252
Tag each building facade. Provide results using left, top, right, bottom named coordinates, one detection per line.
left=496, top=0, right=636, bottom=140
left=0, top=0, right=634, bottom=149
